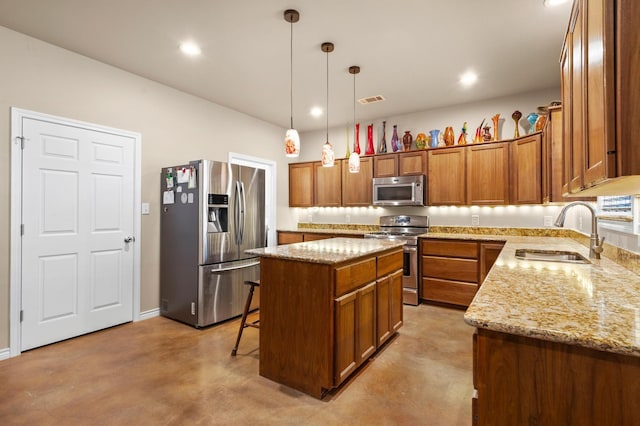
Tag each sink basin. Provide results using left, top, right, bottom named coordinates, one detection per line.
left=514, top=249, right=591, bottom=264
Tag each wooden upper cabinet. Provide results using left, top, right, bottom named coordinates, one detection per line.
left=289, top=162, right=314, bottom=207
left=314, top=162, right=342, bottom=206
left=569, top=2, right=585, bottom=194
left=341, top=157, right=373, bottom=206
left=428, top=147, right=466, bottom=206
left=373, top=153, right=398, bottom=177
left=467, top=142, right=510, bottom=205
left=560, top=39, right=572, bottom=197
left=398, top=151, right=427, bottom=176
left=511, top=134, right=542, bottom=204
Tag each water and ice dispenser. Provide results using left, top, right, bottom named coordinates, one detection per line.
left=207, top=194, right=228, bottom=233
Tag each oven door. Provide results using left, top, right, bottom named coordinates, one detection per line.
left=403, top=245, right=419, bottom=305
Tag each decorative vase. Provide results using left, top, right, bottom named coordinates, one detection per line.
left=512, top=110, right=522, bottom=138
left=443, top=127, right=455, bottom=146
left=366, top=124, right=375, bottom=155
left=402, top=131, right=413, bottom=151
left=391, top=125, right=400, bottom=152
left=482, top=126, right=492, bottom=142
left=345, top=126, right=350, bottom=158
left=526, top=113, right=539, bottom=134
left=378, top=121, right=388, bottom=153
left=457, top=122, right=468, bottom=145
left=535, top=114, right=547, bottom=132
left=354, top=123, right=361, bottom=154
left=415, top=133, right=427, bottom=149
left=428, top=129, right=440, bottom=148
left=492, top=114, right=500, bottom=141
left=473, top=119, right=484, bottom=144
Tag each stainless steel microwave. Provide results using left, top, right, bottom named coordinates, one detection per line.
left=372, top=175, right=425, bottom=206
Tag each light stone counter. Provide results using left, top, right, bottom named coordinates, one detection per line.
left=420, top=233, right=640, bottom=357
left=246, top=237, right=404, bottom=264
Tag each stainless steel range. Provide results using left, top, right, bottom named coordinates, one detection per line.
left=365, top=215, right=429, bottom=305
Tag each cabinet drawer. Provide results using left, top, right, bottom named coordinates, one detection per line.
left=422, top=239, right=478, bottom=259
left=303, top=233, right=333, bottom=242
left=335, top=257, right=377, bottom=297
left=422, top=256, right=478, bottom=283
left=277, top=232, right=303, bottom=245
left=377, top=250, right=403, bottom=277
left=422, top=277, right=477, bottom=307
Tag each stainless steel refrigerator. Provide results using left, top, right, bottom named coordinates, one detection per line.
left=160, top=160, right=265, bottom=327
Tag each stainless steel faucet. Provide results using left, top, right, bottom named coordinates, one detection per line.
left=554, top=201, right=605, bottom=259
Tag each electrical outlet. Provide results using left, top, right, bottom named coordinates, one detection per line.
left=345, top=214, right=351, bottom=224
left=544, top=216, right=553, bottom=227
left=141, top=202, right=150, bottom=215
left=471, top=215, right=480, bottom=226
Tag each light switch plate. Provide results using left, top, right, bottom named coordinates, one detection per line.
left=471, top=215, right=480, bottom=226
left=141, top=203, right=150, bottom=215
left=544, top=216, right=553, bottom=227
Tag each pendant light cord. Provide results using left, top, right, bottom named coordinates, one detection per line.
left=289, top=19, right=293, bottom=129
left=353, top=71, right=356, bottom=142
left=326, top=49, right=329, bottom=142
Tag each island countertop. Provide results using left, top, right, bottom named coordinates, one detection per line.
left=246, top=237, right=405, bottom=264
left=422, top=233, right=640, bottom=357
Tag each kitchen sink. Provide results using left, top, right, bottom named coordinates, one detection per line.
left=514, top=249, right=591, bottom=264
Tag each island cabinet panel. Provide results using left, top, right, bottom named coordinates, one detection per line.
left=289, top=162, right=314, bottom=207
left=466, top=142, right=510, bottom=205
left=258, top=245, right=403, bottom=399
left=427, top=147, right=466, bottom=206
left=474, top=328, right=640, bottom=426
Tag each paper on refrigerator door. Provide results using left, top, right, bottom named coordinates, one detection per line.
left=177, top=167, right=190, bottom=184
left=163, top=190, right=175, bottom=205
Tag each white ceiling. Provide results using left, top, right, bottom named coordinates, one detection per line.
left=0, top=0, right=572, bottom=132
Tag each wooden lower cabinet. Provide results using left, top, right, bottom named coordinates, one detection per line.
left=473, top=328, right=640, bottom=425
left=420, top=239, right=504, bottom=307
left=277, top=231, right=304, bottom=245
left=259, top=247, right=403, bottom=398
left=277, top=231, right=365, bottom=245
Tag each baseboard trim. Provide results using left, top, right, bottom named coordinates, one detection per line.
left=0, top=347, right=11, bottom=361
left=138, top=308, right=160, bottom=321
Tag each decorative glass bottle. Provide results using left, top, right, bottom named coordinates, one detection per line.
left=443, top=127, right=455, bottom=146
left=354, top=123, right=361, bottom=154
left=378, top=121, right=388, bottom=153
left=428, top=129, right=440, bottom=148
left=402, top=131, right=413, bottom=151
left=391, top=125, right=400, bottom=152
left=366, top=124, right=375, bottom=155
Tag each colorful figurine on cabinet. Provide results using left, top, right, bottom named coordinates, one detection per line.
left=473, top=119, right=485, bottom=144
left=457, top=122, right=468, bottom=145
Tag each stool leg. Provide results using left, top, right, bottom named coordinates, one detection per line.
left=231, top=284, right=255, bottom=356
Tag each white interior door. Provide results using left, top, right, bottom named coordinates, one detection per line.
left=20, top=117, right=135, bottom=351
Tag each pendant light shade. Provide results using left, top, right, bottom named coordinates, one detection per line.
left=348, top=65, right=361, bottom=173
left=284, top=9, right=300, bottom=158
left=321, top=42, right=335, bottom=167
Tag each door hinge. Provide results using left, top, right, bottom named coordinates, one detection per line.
left=20, top=310, right=23, bottom=322
left=20, top=224, right=24, bottom=236
left=16, top=136, right=25, bottom=149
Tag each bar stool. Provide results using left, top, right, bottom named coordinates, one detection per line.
left=231, top=279, right=260, bottom=356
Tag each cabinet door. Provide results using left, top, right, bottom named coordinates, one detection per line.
left=376, top=275, right=392, bottom=347
left=583, top=0, right=615, bottom=187
left=334, top=291, right=357, bottom=384
left=399, top=151, right=427, bottom=176
left=314, top=162, right=342, bottom=206
left=277, top=231, right=303, bottom=245
left=356, top=282, right=377, bottom=363
left=428, top=147, right=466, bottom=206
left=373, top=153, right=398, bottom=177
left=389, top=270, right=403, bottom=333
left=560, top=39, right=572, bottom=197
left=341, top=157, right=373, bottom=206
left=569, top=3, right=585, bottom=193
left=510, top=134, right=542, bottom=204
left=467, top=142, right=510, bottom=205
left=289, top=162, right=314, bottom=207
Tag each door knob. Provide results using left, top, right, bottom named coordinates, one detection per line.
left=124, top=236, right=135, bottom=243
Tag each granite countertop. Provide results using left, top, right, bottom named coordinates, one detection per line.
left=420, top=233, right=640, bottom=357
left=246, top=237, right=405, bottom=264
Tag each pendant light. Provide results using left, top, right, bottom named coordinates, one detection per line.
left=321, top=42, right=335, bottom=167
left=348, top=65, right=361, bottom=173
left=284, top=9, right=300, bottom=158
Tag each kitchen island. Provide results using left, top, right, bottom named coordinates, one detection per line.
left=246, top=237, right=405, bottom=399
left=437, top=234, right=640, bottom=425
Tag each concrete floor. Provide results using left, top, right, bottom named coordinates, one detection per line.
left=0, top=304, right=474, bottom=425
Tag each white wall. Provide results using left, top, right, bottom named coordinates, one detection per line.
left=0, top=25, right=295, bottom=348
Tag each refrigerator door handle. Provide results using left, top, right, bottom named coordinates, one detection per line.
left=210, top=260, right=260, bottom=273
left=239, top=181, right=246, bottom=244
left=234, top=181, right=241, bottom=245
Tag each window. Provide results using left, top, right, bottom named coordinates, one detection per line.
left=597, top=195, right=639, bottom=235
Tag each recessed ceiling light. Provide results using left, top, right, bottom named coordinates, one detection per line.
left=310, top=106, right=323, bottom=117
left=543, top=0, right=569, bottom=7
left=460, top=71, right=478, bottom=87
left=179, top=41, right=201, bottom=57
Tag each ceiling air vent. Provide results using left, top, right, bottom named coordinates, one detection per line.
left=358, top=95, right=385, bottom=105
